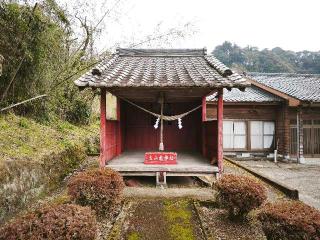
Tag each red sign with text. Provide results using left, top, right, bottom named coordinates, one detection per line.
left=144, top=152, right=177, bottom=165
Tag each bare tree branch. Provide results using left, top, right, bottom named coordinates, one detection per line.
left=92, top=0, right=121, bottom=32
left=50, top=59, right=102, bottom=90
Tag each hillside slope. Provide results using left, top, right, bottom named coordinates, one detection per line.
left=0, top=113, right=99, bottom=223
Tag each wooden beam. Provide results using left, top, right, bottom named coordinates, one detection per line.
left=99, top=89, right=107, bottom=167
left=247, top=79, right=300, bottom=107
left=217, top=89, right=224, bottom=174
left=108, top=87, right=215, bottom=103
left=207, top=102, right=281, bottom=106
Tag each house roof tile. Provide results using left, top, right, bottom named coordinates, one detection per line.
left=207, top=86, right=282, bottom=103
left=249, top=73, right=320, bottom=102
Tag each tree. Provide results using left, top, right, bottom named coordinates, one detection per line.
left=212, top=41, right=320, bottom=73
left=0, top=0, right=194, bottom=123
left=0, top=1, right=96, bottom=122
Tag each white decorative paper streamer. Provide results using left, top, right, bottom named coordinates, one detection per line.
left=154, top=117, right=160, bottom=129
left=178, top=118, right=183, bottom=129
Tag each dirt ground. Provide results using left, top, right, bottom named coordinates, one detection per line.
left=235, top=160, right=320, bottom=209
left=196, top=201, right=266, bottom=240
left=114, top=199, right=205, bottom=240
left=106, top=197, right=268, bottom=240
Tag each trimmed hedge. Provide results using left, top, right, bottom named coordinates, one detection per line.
left=67, top=168, right=125, bottom=216
left=215, top=174, right=267, bottom=219
left=0, top=204, right=97, bottom=240
left=258, top=200, right=320, bottom=240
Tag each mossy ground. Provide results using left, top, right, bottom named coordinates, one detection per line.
left=121, top=199, right=205, bottom=240
left=164, top=199, right=196, bottom=240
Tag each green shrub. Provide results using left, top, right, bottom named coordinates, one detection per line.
left=67, top=168, right=125, bottom=216
left=0, top=203, right=97, bottom=240
left=66, top=99, right=91, bottom=125
left=85, top=135, right=100, bottom=155
left=258, top=200, right=320, bottom=240
left=215, top=174, right=267, bottom=219
left=43, top=144, right=87, bottom=189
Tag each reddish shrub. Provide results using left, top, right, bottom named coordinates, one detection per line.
left=0, top=204, right=97, bottom=240
left=258, top=200, right=320, bottom=240
left=67, top=168, right=125, bottom=216
left=215, top=174, right=267, bottom=219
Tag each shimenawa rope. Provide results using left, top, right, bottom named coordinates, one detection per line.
left=120, top=97, right=202, bottom=121
left=120, top=97, right=202, bottom=151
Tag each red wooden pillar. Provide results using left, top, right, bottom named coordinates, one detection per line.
left=202, top=96, right=207, bottom=157
left=116, top=98, right=122, bottom=155
left=99, top=88, right=107, bottom=168
left=202, top=96, right=207, bottom=122
left=217, top=89, right=224, bottom=174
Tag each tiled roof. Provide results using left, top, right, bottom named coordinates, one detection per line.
left=207, top=86, right=282, bottom=103
left=74, top=48, right=248, bottom=88
left=249, top=73, right=320, bottom=102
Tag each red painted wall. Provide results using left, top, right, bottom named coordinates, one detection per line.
left=104, top=120, right=120, bottom=162
left=122, top=102, right=202, bottom=152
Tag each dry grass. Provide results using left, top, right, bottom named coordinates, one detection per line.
left=0, top=113, right=99, bottom=162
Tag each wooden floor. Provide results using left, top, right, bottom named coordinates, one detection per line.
left=107, top=151, right=218, bottom=176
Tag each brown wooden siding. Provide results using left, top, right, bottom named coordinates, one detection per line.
left=207, top=104, right=277, bottom=120
left=275, top=103, right=290, bottom=157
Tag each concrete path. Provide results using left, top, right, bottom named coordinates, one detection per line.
left=123, top=187, right=215, bottom=201
left=237, top=160, right=320, bottom=209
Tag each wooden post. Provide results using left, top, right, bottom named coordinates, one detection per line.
left=296, top=109, right=305, bottom=163
left=116, top=98, right=122, bottom=155
left=202, top=96, right=207, bottom=157
left=202, top=96, right=207, bottom=122
left=283, top=103, right=290, bottom=159
left=217, top=89, right=224, bottom=174
left=99, top=88, right=107, bottom=168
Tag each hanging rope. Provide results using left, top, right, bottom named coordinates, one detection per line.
left=119, top=97, right=202, bottom=151
left=159, top=97, right=164, bottom=151
left=120, top=97, right=202, bottom=121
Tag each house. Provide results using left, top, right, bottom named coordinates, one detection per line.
left=74, top=48, right=249, bottom=182
left=206, top=73, right=320, bottom=163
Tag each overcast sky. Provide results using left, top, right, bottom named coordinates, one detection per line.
left=61, top=0, right=320, bottom=52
